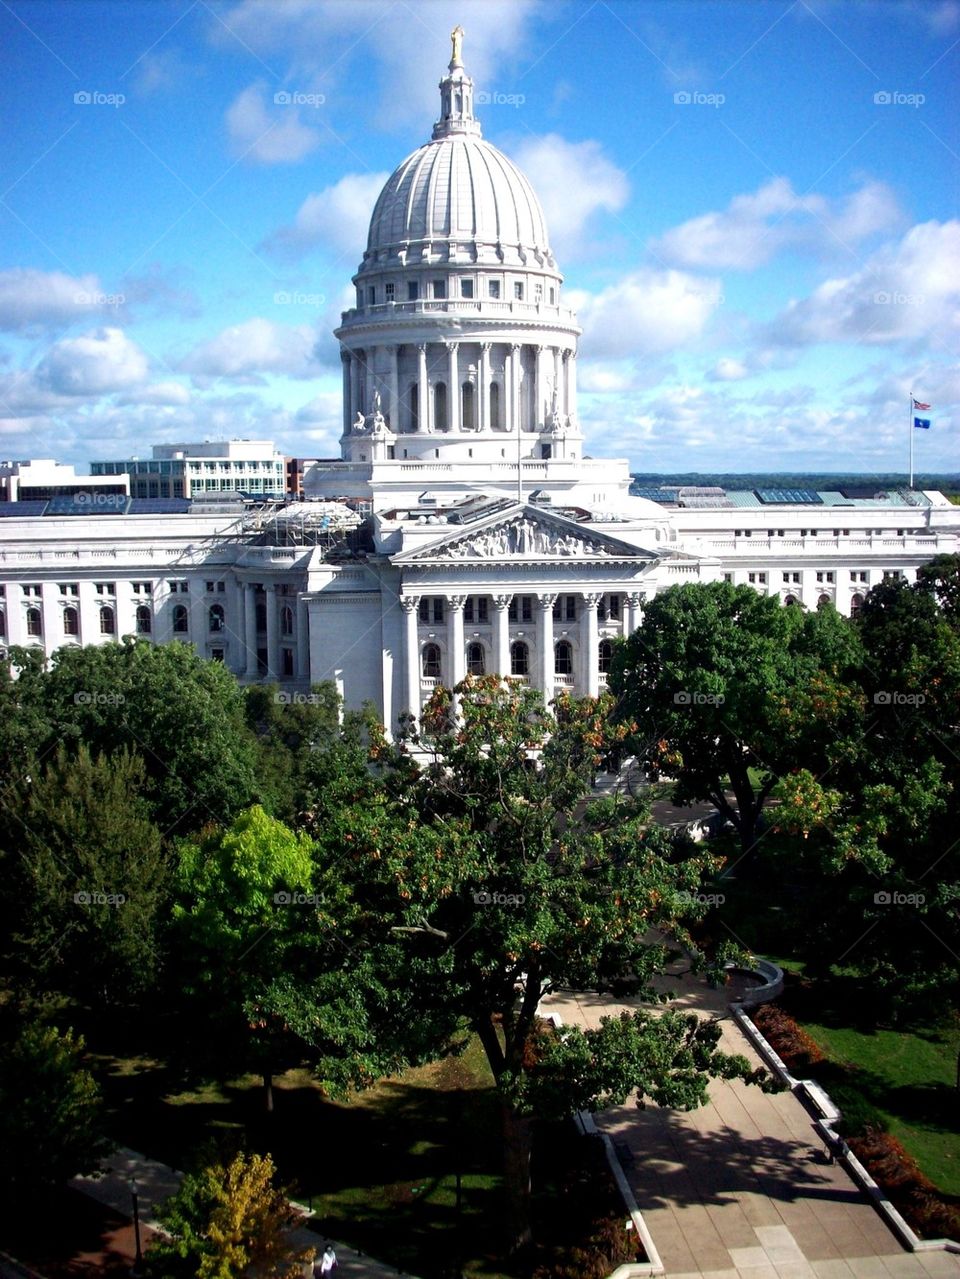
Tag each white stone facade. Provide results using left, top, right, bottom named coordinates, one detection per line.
left=1, top=36, right=958, bottom=728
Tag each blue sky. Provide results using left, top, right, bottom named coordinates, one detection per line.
left=1, top=0, right=957, bottom=474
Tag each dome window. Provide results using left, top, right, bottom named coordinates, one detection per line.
left=460, top=278, right=474, bottom=299
left=549, top=287, right=556, bottom=305
left=408, top=282, right=419, bottom=301
left=514, top=282, right=524, bottom=300
left=367, top=286, right=376, bottom=305
left=385, top=282, right=395, bottom=301
left=433, top=279, right=447, bottom=300
left=434, top=382, right=448, bottom=430
left=489, top=382, right=501, bottom=430
left=461, top=382, right=475, bottom=430
left=534, top=283, right=543, bottom=303
left=488, top=280, right=501, bottom=299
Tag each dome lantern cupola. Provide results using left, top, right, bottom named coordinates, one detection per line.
left=433, top=24, right=481, bottom=140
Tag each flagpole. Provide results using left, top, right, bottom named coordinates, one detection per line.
left=909, top=392, right=914, bottom=490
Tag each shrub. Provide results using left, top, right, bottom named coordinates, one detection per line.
left=752, top=1003, right=824, bottom=1074
left=848, top=1127, right=960, bottom=1242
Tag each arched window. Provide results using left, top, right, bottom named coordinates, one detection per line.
left=466, top=642, right=485, bottom=676
left=173, top=604, right=189, bottom=634
left=99, top=606, right=115, bottom=635
left=280, top=605, right=294, bottom=636
left=850, top=593, right=864, bottom=618
left=409, top=383, right=419, bottom=432
left=461, top=381, right=475, bottom=431
left=554, top=640, right=573, bottom=675
left=136, top=605, right=152, bottom=635
left=63, top=606, right=79, bottom=636
left=209, top=604, right=225, bottom=633
left=510, top=641, right=529, bottom=677
left=598, top=639, right=613, bottom=674
left=422, top=642, right=441, bottom=679
left=26, top=607, right=42, bottom=638
left=489, top=381, right=500, bottom=430
left=783, top=594, right=799, bottom=607
left=817, top=593, right=831, bottom=608
left=434, top=381, right=448, bottom=431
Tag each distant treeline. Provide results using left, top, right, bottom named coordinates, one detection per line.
left=631, top=472, right=960, bottom=494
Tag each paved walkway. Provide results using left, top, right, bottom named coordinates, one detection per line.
left=70, top=1147, right=416, bottom=1279
left=544, top=963, right=960, bottom=1279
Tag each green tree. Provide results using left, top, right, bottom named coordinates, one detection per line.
left=2, top=745, right=169, bottom=1005
left=609, top=582, right=865, bottom=853
left=172, top=804, right=396, bottom=1110
left=334, top=678, right=776, bottom=1250
left=0, top=1023, right=108, bottom=1219
left=8, top=639, right=258, bottom=834
left=146, top=1151, right=311, bottom=1279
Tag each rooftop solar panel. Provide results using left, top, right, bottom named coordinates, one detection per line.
left=632, top=487, right=679, bottom=503
left=0, top=501, right=48, bottom=517
left=45, top=494, right=129, bottom=515
left=128, top=498, right=192, bottom=514
left=839, top=486, right=886, bottom=499
left=754, top=488, right=823, bottom=505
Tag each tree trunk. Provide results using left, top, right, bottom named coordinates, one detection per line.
left=500, top=1101, right=533, bottom=1253
left=263, top=1070, right=274, bottom=1113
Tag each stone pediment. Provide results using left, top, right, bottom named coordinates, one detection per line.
left=392, top=506, right=653, bottom=564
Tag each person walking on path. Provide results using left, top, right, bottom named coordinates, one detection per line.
left=316, top=1244, right=337, bottom=1278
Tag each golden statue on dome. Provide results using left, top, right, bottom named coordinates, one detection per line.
left=450, top=24, right=464, bottom=67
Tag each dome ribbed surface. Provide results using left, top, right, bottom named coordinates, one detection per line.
left=365, top=135, right=552, bottom=263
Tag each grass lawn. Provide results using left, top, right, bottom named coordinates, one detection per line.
left=702, top=866, right=960, bottom=1198
left=87, top=1025, right=517, bottom=1279
left=783, top=982, right=960, bottom=1198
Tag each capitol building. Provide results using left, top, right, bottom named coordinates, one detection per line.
left=1, top=33, right=957, bottom=726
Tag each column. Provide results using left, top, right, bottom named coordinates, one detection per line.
left=265, top=584, right=280, bottom=680
left=389, top=346, right=400, bottom=431
left=511, top=343, right=522, bottom=432
left=341, top=352, right=351, bottom=433
left=417, top=343, right=429, bottom=432
left=537, top=593, right=557, bottom=708
left=349, top=353, right=360, bottom=424
left=448, top=595, right=466, bottom=687
left=244, top=584, right=258, bottom=678
left=296, top=594, right=310, bottom=680
left=553, top=347, right=564, bottom=416
left=447, top=343, right=460, bottom=433
left=581, top=593, right=601, bottom=698
left=401, top=596, right=420, bottom=718
left=564, top=349, right=577, bottom=420
left=479, top=343, right=491, bottom=431
left=532, top=344, right=543, bottom=429
left=492, top=594, right=511, bottom=677
left=625, top=591, right=642, bottom=637
left=504, top=345, right=515, bottom=433
left=40, top=585, right=59, bottom=660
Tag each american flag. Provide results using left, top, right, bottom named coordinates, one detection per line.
left=913, top=398, right=931, bottom=410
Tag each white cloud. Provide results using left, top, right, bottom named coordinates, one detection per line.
left=0, top=268, right=119, bottom=332
left=709, top=357, right=749, bottom=382
left=214, top=0, right=541, bottom=129
left=570, top=269, right=723, bottom=360
left=770, top=219, right=960, bottom=347
left=34, top=328, right=149, bottom=396
left=179, top=317, right=319, bottom=383
left=225, top=83, right=320, bottom=164
left=118, top=381, right=191, bottom=406
left=510, top=135, right=628, bottom=257
left=651, top=178, right=901, bottom=271
left=267, top=172, right=391, bottom=260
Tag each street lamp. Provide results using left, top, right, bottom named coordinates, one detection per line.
left=129, top=1177, right=143, bottom=1274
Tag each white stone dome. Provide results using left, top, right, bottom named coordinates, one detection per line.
left=365, top=135, right=555, bottom=268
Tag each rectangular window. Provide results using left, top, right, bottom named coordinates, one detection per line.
left=514, top=282, right=524, bottom=300
left=433, top=279, right=447, bottom=300
left=508, top=596, right=533, bottom=622
left=534, top=283, right=543, bottom=303
left=408, top=281, right=419, bottom=301
left=489, top=280, right=501, bottom=299
left=58, top=583, right=79, bottom=596
left=385, top=282, right=395, bottom=301
left=460, top=278, right=474, bottom=299
left=549, top=287, right=556, bottom=304
left=367, top=286, right=376, bottom=305
left=723, top=573, right=733, bottom=583
left=95, top=582, right=116, bottom=596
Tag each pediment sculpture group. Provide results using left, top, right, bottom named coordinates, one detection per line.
left=435, top=517, right=611, bottom=560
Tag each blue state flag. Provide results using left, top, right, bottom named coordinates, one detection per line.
left=913, top=416, right=931, bottom=430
